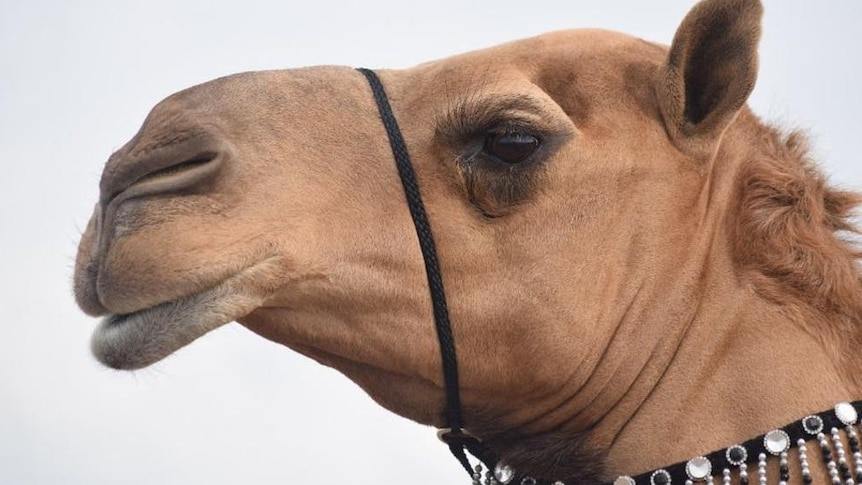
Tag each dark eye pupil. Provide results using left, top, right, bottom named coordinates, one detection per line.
left=485, top=132, right=540, bottom=164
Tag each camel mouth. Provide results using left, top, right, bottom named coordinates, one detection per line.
left=91, top=257, right=282, bottom=370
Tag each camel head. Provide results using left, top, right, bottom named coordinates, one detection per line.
left=74, top=0, right=862, bottom=481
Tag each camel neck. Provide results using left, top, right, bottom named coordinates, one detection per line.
left=598, top=287, right=858, bottom=485
left=589, top=116, right=862, bottom=483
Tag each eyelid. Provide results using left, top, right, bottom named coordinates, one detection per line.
left=484, top=119, right=544, bottom=135
left=445, top=115, right=548, bottom=148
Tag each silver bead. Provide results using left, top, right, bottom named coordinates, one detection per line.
left=650, top=469, right=672, bottom=485
left=493, top=463, right=515, bottom=484
left=804, top=415, right=826, bottom=435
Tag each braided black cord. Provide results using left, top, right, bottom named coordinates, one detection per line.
left=355, top=66, right=467, bottom=438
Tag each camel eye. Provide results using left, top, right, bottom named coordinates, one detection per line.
left=484, top=132, right=540, bottom=164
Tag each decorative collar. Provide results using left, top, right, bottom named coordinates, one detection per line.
left=472, top=400, right=862, bottom=485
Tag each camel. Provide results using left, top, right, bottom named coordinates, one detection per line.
left=73, top=0, right=862, bottom=484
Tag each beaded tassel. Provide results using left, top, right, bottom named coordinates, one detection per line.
left=778, top=451, right=789, bottom=485
left=847, top=425, right=862, bottom=483
left=831, top=427, right=853, bottom=485
left=758, top=453, right=767, bottom=485
left=486, top=469, right=497, bottom=485
left=722, top=469, right=731, bottom=485
left=473, top=465, right=484, bottom=485
left=820, top=432, right=842, bottom=485
left=726, top=445, right=749, bottom=485
left=799, top=439, right=813, bottom=485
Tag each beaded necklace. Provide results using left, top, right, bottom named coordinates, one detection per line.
left=472, top=401, right=862, bottom=485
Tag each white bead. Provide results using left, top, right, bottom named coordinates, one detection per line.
left=686, top=457, right=712, bottom=481
left=836, top=402, right=859, bottom=425
left=764, top=430, right=790, bottom=455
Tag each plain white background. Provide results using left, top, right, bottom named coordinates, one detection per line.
left=1, top=1, right=860, bottom=483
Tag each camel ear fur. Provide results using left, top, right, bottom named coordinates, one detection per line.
left=657, top=0, right=763, bottom=157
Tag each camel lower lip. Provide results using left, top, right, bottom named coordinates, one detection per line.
left=91, top=296, right=232, bottom=370
left=90, top=257, right=281, bottom=370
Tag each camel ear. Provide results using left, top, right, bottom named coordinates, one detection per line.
left=657, top=0, right=763, bottom=156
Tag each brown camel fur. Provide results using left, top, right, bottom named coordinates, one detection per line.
left=73, top=0, right=862, bottom=483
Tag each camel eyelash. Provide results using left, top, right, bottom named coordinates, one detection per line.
left=435, top=94, right=550, bottom=146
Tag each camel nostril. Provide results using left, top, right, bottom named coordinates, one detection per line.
left=99, top=131, right=227, bottom=206
left=131, top=151, right=219, bottom=187
left=101, top=149, right=224, bottom=206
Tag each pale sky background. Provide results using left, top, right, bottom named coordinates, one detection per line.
left=1, top=1, right=860, bottom=484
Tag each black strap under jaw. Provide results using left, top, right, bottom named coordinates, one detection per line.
left=356, top=67, right=497, bottom=477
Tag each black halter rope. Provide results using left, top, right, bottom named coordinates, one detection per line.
left=356, top=68, right=496, bottom=477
